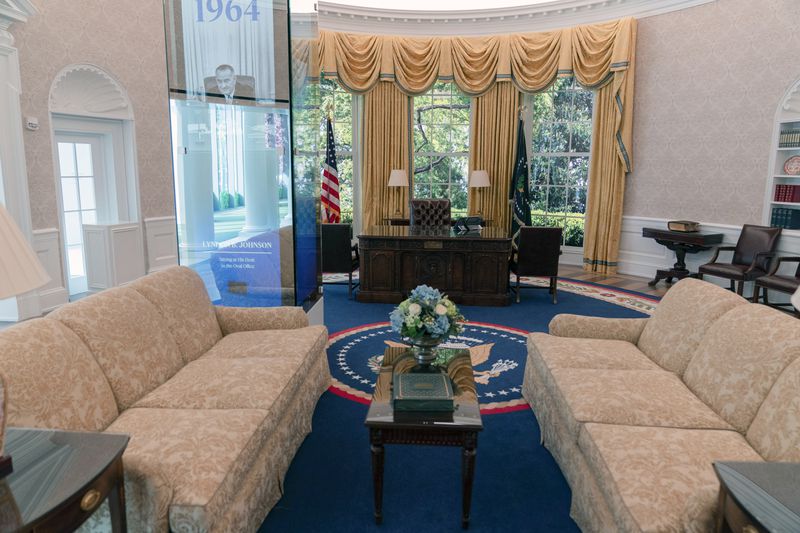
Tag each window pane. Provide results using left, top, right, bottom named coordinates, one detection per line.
left=571, top=122, right=592, bottom=153
left=550, top=157, right=569, bottom=186
left=564, top=217, right=585, bottom=246
left=82, top=210, right=98, bottom=225
left=414, top=183, right=431, bottom=198
left=78, top=178, right=96, bottom=210
left=547, top=186, right=567, bottom=213
left=550, top=123, right=570, bottom=152
left=567, top=187, right=587, bottom=214
left=61, top=178, right=79, bottom=211
left=452, top=125, right=470, bottom=152
left=64, top=211, right=83, bottom=246
left=75, top=143, right=93, bottom=176
left=531, top=186, right=547, bottom=213
left=67, top=245, right=85, bottom=277
left=568, top=157, right=590, bottom=188
left=58, top=143, right=76, bottom=177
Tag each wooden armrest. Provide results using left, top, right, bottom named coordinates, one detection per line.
left=746, top=251, right=776, bottom=274
left=709, top=245, right=736, bottom=264
left=766, top=255, right=800, bottom=275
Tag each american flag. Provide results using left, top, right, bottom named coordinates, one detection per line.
left=320, top=117, right=340, bottom=223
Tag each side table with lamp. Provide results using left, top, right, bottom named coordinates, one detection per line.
left=468, top=170, right=490, bottom=220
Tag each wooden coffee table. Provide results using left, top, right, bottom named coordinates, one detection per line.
left=365, top=347, right=483, bottom=529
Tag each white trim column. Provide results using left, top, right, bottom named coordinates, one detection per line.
left=0, top=2, right=41, bottom=321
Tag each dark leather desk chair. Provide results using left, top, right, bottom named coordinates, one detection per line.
left=510, top=227, right=562, bottom=304
left=753, top=256, right=800, bottom=313
left=321, top=223, right=359, bottom=299
left=697, top=224, right=781, bottom=296
left=411, top=199, right=451, bottom=227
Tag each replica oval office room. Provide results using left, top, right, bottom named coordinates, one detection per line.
left=1, top=0, right=800, bottom=532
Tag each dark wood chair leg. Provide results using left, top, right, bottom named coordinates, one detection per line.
left=763, top=289, right=770, bottom=305
left=736, top=281, right=744, bottom=296
left=752, top=285, right=760, bottom=304
left=697, top=273, right=703, bottom=280
left=516, top=274, right=521, bottom=304
left=730, top=280, right=736, bottom=292
left=348, top=271, right=353, bottom=299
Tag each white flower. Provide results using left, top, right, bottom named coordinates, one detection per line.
left=408, top=303, right=422, bottom=316
left=435, top=304, right=447, bottom=316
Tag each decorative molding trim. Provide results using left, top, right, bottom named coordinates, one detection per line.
left=144, top=217, right=179, bottom=273
left=0, top=0, right=37, bottom=32
left=50, top=63, right=134, bottom=120
left=32, top=228, right=69, bottom=313
left=318, top=0, right=716, bottom=36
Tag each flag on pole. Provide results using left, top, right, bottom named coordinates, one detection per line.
left=510, top=117, right=532, bottom=249
left=321, top=116, right=341, bottom=223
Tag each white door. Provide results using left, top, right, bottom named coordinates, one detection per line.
left=55, top=135, right=105, bottom=295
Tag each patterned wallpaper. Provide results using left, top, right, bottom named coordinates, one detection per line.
left=11, top=0, right=174, bottom=229
left=626, top=0, right=800, bottom=225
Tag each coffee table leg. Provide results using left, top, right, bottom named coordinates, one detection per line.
left=461, top=433, right=478, bottom=529
left=370, top=429, right=384, bottom=525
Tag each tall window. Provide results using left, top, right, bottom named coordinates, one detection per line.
left=320, top=79, right=355, bottom=223
left=413, top=82, right=470, bottom=218
left=529, top=78, right=593, bottom=247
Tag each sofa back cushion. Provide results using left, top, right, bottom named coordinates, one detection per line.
left=636, top=278, right=747, bottom=375
left=50, top=287, right=184, bottom=411
left=746, top=356, right=800, bottom=461
left=130, top=266, right=222, bottom=363
left=0, top=318, right=118, bottom=431
left=683, top=304, right=800, bottom=433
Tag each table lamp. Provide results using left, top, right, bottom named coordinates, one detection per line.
left=388, top=169, right=408, bottom=217
left=0, top=203, right=50, bottom=477
left=469, top=170, right=490, bottom=217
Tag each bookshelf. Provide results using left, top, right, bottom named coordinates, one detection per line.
left=764, top=80, right=800, bottom=232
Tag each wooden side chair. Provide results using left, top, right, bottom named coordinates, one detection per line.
left=697, top=224, right=781, bottom=295
left=753, top=256, right=800, bottom=314
left=510, top=227, right=562, bottom=304
left=321, top=223, right=359, bottom=299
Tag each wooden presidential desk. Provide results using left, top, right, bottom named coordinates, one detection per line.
left=357, top=225, right=512, bottom=306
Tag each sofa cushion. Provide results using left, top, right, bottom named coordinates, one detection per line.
left=636, top=278, right=747, bottom=375
left=50, top=287, right=184, bottom=411
left=746, top=356, right=800, bottom=461
left=579, top=423, right=762, bottom=533
left=0, top=318, right=118, bottom=431
left=683, top=304, right=800, bottom=433
left=550, top=368, right=731, bottom=441
left=134, top=357, right=303, bottom=412
left=202, top=325, right=328, bottom=362
left=130, top=266, right=223, bottom=363
left=106, top=408, right=269, bottom=532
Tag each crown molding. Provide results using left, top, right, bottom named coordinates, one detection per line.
left=318, top=0, right=716, bottom=35
left=0, top=0, right=37, bottom=30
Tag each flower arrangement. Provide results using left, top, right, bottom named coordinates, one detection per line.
left=389, top=285, right=464, bottom=341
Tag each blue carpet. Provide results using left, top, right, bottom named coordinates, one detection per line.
left=259, top=281, right=654, bottom=532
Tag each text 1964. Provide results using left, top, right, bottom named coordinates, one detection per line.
left=196, top=0, right=260, bottom=22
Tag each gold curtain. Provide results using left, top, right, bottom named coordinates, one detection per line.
left=467, top=82, right=520, bottom=231
left=361, top=81, right=411, bottom=229
left=321, top=18, right=636, bottom=270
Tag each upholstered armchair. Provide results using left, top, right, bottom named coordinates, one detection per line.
left=411, top=199, right=452, bottom=227
left=510, top=227, right=562, bottom=304
left=698, top=224, right=781, bottom=295
left=321, top=223, right=359, bottom=298
left=753, top=256, right=800, bottom=312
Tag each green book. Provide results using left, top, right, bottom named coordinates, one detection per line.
left=392, top=373, right=455, bottom=412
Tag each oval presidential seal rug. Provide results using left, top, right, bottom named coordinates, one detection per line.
left=326, top=278, right=658, bottom=414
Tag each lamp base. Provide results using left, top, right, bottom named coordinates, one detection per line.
left=0, top=456, right=12, bottom=479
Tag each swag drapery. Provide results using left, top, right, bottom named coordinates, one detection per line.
left=317, top=17, right=637, bottom=273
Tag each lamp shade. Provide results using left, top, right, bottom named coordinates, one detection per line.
left=388, top=169, right=408, bottom=187
left=793, top=285, right=800, bottom=311
left=469, top=170, right=490, bottom=188
left=0, top=204, right=49, bottom=300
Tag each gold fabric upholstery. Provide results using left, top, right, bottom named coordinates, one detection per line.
left=50, top=287, right=184, bottom=411
left=130, top=266, right=223, bottom=364
left=0, top=319, right=118, bottom=431
left=747, top=356, right=800, bottom=462
left=214, top=305, right=309, bottom=335
left=548, top=314, right=649, bottom=344
left=202, top=325, right=328, bottom=362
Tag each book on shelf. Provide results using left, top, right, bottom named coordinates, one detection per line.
left=774, top=184, right=800, bottom=203
left=779, top=129, right=800, bottom=148
left=771, top=207, right=800, bottom=229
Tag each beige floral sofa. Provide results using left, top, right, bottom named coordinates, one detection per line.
left=523, top=278, right=800, bottom=532
left=0, top=266, right=330, bottom=532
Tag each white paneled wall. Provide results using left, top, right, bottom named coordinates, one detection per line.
left=32, top=228, right=68, bottom=312
left=144, top=217, right=178, bottom=273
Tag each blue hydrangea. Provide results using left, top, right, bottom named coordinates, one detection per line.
left=389, top=307, right=405, bottom=333
left=410, top=285, right=442, bottom=306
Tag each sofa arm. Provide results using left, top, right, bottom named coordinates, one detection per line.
left=548, top=314, right=649, bottom=344
left=215, top=305, right=309, bottom=335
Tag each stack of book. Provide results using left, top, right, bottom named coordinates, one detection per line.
left=392, top=372, right=455, bottom=412
left=770, top=207, right=800, bottom=229
left=779, top=130, right=800, bottom=148
left=774, top=184, right=800, bottom=203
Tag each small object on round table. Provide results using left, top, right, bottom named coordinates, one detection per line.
left=784, top=155, right=800, bottom=175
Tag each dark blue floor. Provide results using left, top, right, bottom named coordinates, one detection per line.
left=259, top=282, right=650, bottom=532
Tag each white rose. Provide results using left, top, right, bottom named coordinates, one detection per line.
left=435, top=304, right=447, bottom=316
left=408, top=303, right=422, bottom=316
